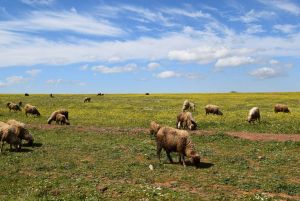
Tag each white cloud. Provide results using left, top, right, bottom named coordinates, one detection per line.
left=21, top=0, right=55, bottom=6
left=156, top=71, right=180, bottom=79
left=184, top=73, right=204, bottom=79
left=259, top=0, right=300, bottom=15
left=245, top=24, right=265, bottom=34
left=249, top=67, right=285, bottom=79
left=80, top=65, right=89, bottom=71
left=269, top=59, right=279, bottom=64
left=147, top=62, right=160, bottom=70
left=215, top=56, right=255, bottom=69
left=0, top=75, right=27, bottom=87
left=26, top=69, right=41, bottom=76
left=231, top=9, right=275, bottom=23
left=46, top=79, right=63, bottom=84
left=273, top=24, right=299, bottom=33
left=92, top=63, right=137, bottom=74
left=0, top=11, right=124, bottom=37
left=160, top=8, right=212, bottom=19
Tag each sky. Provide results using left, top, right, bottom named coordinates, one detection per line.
left=0, top=0, right=299, bottom=93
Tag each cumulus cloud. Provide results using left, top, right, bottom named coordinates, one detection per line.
left=147, top=62, right=160, bottom=70
left=46, top=79, right=63, bottom=84
left=92, top=63, right=137, bottom=74
left=156, top=71, right=180, bottom=79
left=26, top=69, right=41, bottom=76
left=0, top=75, right=27, bottom=87
left=249, top=67, right=285, bottom=79
left=215, top=56, right=255, bottom=69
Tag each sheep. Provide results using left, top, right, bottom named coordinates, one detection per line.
left=97, top=93, right=104, bottom=96
left=24, top=104, right=40, bottom=117
left=274, top=104, right=290, bottom=113
left=182, top=100, right=195, bottom=112
left=47, top=109, right=69, bottom=124
left=19, top=101, right=23, bottom=107
left=55, top=114, right=70, bottom=125
left=205, top=104, right=223, bottom=115
left=25, top=93, right=29, bottom=96
left=145, top=93, right=150, bottom=95
left=0, top=121, right=23, bottom=152
left=248, top=107, right=260, bottom=123
left=50, top=93, right=54, bottom=98
left=84, top=97, right=91, bottom=103
left=6, top=102, right=22, bottom=112
left=6, top=120, right=34, bottom=146
left=150, top=121, right=200, bottom=167
left=176, top=112, right=197, bottom=130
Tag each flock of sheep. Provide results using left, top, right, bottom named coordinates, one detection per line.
left=1, top=95, right=292, bottom=168
left=150, top=100, right=291, bottom=167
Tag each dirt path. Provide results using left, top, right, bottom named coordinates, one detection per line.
left=28, top=124, right=300, bottom=142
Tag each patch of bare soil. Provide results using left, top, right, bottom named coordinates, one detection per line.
left=27, top=124, right=300, bottom=142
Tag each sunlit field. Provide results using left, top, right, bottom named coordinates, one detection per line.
left=0, top=93, right=299, bottom=200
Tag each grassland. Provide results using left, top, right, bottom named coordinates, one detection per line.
left=0, top=93, right=299, bottom=200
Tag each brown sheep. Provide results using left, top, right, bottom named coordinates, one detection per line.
left=84, top=97, right=91, bottom=103
left=176, top=112, right=197, bottom=130
left=182, top=100, right=195, bottom=112
left=248, top=107, right=260, bottom=123
left=6, top=102, right=22, bottom=112
left=274, top=104, right=290, bottom=113
left=47, top=109, right=69, bottom=124
left=55, top=114, right=70, bottom=125
left=150, top=121, right=200, bottom=167
left=205, top=104, right=223, bottom=115
left=24, top=104, right=41, bottom=117
left=0, top=121, right=22, bottom=152
left=7, top=120, right=34, bottom=146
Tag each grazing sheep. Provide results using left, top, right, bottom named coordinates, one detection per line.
left=24, top=104, right=40, bottom=117
left=47, top=109, right=69, bottom=124
left=274, top=104, right=290, bottom=113
left=205, top=104, right=223, bottom=115
left=6, top=102, right=22, bottom=112
left=84, top=97, right=91, bottom=103
left=50, top=93, right=54, bottom=98
left=248, top=107, right=260, bottom=123
left=0, top=122, right=22, bottom=153
left=6, top=120, right=34, bottom=146
left=176, top=112, right=197, bottom=130
left=97, top=93, right=104, bottom=96
left=182, top=100, right=195, bottom=112
left=55, top=114, right=70, bottom=125
left=150, top=121, right=200, bottom=167
left=145, top=93, right=150, bottom=95
left=25, top=93, right=29, bottom=96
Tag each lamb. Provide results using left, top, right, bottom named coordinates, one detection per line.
left=6, top=120, right=34, bottom=146
left=55, top=114, right=70, bottom=125
left=47, top=109, right=69, bottom=124
left=6, top=102, right=22, bottom=112
left=176, top=112, right=197, bottom=130
left=24, top=104, right=41, bottom=117
left=248, top=107, right=260, bottom=123
left=84, top=97, right=91, bottom=103
left=150, top=121, right=200, bottom=167
left=205, top=104, right=223, bottom=115
left=0, top=122, right=22, bottom=153
left=274, top=104, right=290, bottom=113
left=182, top=100, right=195, bottom=112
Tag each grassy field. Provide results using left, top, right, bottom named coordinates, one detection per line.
left=0, top=93, right=299, bottom=200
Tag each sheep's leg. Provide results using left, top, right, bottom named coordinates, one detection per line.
left=178, top=154, right=182, bottom=163
left=156, top=144, right=162, bottom=163
left=0, top=141, right=4, bottom=153
left=180, top=154, right=186, bottom=167
left=177, top=121, right=181, bottom=129
left=166, top=151, right=174, bottom=164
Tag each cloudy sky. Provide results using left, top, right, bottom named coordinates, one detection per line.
left=0, top=0, right=299, bottom=93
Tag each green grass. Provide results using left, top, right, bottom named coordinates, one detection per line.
left=0, top=93, right=299, bottom=200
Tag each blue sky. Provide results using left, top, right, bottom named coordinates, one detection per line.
left=0, top=0, right=299, bottom=93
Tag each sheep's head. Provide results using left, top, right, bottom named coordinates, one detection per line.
left=189, top=121, right=197, bottom=130
left=190, top=151, right=201, bottom=167
left=150, top=121, right=160, bottom=136
left=218, top=110, right=223, bottom=115
left=191, top=103, right=196, bottom=111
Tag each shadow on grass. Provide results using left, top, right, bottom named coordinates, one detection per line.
left=166, top=161, right=214, bottom=169
left=22, top=142, right=43, bottom=148
left=9, top=148, right=33, bottom=153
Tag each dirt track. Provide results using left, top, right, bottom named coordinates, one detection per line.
left=28, top=124, right=300, bottom=142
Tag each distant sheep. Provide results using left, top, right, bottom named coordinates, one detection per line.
left=176, top=112, right=197, bottom=130
left=205, top=104, right=223, bottom=115
left=274, top=104, right=290, bottom=113
left=145, top=93, right=150, bottom=95
left=84, top=97, right=91, bottom=103
left=7, top=120, right=34, bottom=146
left=55, top=114, right=70, bottom=125
left=6, top=102, right=22, bottom=112
left=25, top=93, right=29, bottom=96
left=248, top=107, right=260, bottom=123
left=150, top=121, right=200, bottom=167
left=24, top=104, right=40, bottom=117
left=47, top=109, right=69, bottom=124
left=97, top=93, right=104, bottom=96
left=0, top=122, right=22, bottom=153
left=50, top=93, right=54, bottom=98
left=182, top=100, right=195, bottom=112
